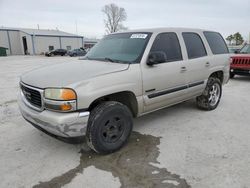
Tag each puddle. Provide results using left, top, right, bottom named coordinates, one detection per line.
left=33, top=132, right=190, bottom=188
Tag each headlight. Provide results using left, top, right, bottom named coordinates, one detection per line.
left=44, top=88, right=77, bottom=112
left=44, top=88, right=76, bottom=100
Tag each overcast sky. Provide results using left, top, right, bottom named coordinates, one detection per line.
left=0, top=0, right=249, bottom=40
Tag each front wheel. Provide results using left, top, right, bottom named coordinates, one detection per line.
left=86, top=101, right=133, bottom=154
left=196, top=77, right=222, bottom=111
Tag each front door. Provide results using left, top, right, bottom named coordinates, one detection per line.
left=141, top=32, right=187, bottom=113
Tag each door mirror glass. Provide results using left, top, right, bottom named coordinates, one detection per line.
left=147, top=51, right=167, bottom=66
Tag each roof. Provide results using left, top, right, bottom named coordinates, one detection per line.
left=113, top=27, right=216, bottom=34
left=0, top=27, right=83, bottom=38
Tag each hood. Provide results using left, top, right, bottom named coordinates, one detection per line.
left=232, top=54, right=250, bottom=58
left=21, top=60, right=129, bottom=88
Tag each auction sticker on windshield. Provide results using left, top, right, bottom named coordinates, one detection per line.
left=130, top=34, right=148, bottom=39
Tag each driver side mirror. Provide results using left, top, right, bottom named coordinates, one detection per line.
left=147, top=51, right=167, bottom=66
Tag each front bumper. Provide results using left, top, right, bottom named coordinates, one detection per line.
left=18, top=93, right=89, bottom=138
left=230, top=68, right=250, bottom=76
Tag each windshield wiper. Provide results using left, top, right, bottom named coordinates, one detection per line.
left=104, top=57, right=130, bottom=64
left=104, top=57, right=115, bottom=62
left=83, top=56, right=130, bottom=64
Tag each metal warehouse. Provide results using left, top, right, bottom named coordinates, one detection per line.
left=0, top=27, right=85, bottom=55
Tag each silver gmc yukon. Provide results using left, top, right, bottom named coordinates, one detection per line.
left=18, top=28, right=230, bottom=154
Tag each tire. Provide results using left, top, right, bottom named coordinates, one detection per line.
left=86, top=101, right=133, bottom=154
left=196, top=77, right=222, bottom=111
left=230, top=72, right=235, bottom=79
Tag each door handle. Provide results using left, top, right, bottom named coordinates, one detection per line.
left=205, top=62, right=210, bottom=67
left=180, top=66, right=187, bottom=72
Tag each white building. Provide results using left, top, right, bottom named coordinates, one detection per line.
left=0, top=27, right=85, bottom=55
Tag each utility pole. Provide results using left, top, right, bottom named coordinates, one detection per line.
left=75, top=20, right=79, bottom=48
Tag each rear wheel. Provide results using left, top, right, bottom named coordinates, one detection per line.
left=196, top=77, right=222, bottom=111
left=86, top=101, right=133, bottom=154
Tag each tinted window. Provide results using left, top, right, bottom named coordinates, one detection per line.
left=150, top=33, right=182, bottom=62
left=204, top=32, right=228, bottom=54
left=182, top=33, right=207, bottom=59
left=87, top=32, right=152, bottom=63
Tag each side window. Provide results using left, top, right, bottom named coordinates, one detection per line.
left=182, top=33, right=207, bottom=59
left=150, top=33, right=182, bottom=63
left=203, top=32, right=229, bottom=54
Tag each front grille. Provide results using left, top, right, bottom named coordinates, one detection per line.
left=232, top=57, right=250, bottom=65
left=21, top=84, right=42, bottom=108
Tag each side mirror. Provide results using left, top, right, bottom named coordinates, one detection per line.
left=147, top=51, right=167, bottom=66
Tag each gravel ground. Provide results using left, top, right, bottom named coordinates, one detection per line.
left=0, top=56, right=249, bottom=188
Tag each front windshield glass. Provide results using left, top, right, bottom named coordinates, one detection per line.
left=86, top=32, right=152, bottom=63
left=240, top=44, right=250, bottom=54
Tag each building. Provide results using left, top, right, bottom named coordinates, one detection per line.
left=0, top=27, right=85, bottom=55
left=84, top=38, right=100, bottom=49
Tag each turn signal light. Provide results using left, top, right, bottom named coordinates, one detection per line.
left=61, top=89, right=77, bottom=100
left=60, top=104, right=72, bottom=111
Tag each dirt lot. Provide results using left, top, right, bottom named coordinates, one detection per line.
left=0, top=56, right=250, bottom=188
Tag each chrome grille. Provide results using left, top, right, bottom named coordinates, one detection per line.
left=21, top=84, right=42, bottom=108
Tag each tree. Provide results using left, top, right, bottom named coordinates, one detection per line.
left=233, top=32, right=244, bottom=45
left=102, top=3, right=127, bottom=34
left=226, top=35, right=234, bottom=45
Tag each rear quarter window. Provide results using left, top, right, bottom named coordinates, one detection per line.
left=203, top=32, right=229, bottom=54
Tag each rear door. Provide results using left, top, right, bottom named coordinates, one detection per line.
left=181, top=32, right=209, bottom=97
left=141, top=32, right=187, bottom=112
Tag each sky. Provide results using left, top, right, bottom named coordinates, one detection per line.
left=0, top=0, right=249, bottom=40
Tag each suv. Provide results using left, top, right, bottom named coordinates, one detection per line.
left=18, top=28, right=230, bottom=154
left=230, top=44, right=250, bottom=78
left=68, top=48, right=87, bottom=57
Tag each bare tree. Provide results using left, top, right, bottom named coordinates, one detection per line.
left=102, top=3, right=127, bottom=34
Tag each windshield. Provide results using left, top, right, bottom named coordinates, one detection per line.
left=240, top=44, right=250, bottom=54
left=86, top=32, right=152, bottom=64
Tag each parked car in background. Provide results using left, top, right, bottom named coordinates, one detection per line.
left=45, top=49, right=67, bottom=57
left=230, top=55, right=250, bottom=78
left=230, top=44, right=250, bottom=78
left=228, top=46, right=241, bottom=54
left=18, top=28, right=230, bottom=154
left=68, top=48, right=87, bottom=57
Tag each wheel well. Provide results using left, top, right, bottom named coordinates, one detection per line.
left=210, top=71, right=224, bottom=83
left=88, top=91, right=138, bottom=117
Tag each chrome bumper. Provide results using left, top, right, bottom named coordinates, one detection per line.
left=18, top=93, right=89, bottom=138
